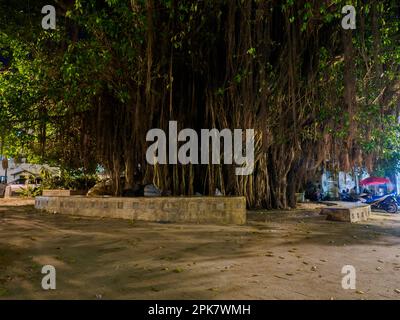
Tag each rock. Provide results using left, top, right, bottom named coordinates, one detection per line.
left=162, top=190, right=172, bottom=196
left=311, top=266, right=317, bottom=271
left=395, top=289, right=400, bottom=294
left=144, top=184, right=162, bottom=197
left=123, top=184, right=145, bottom=197
left=87, top=180, right=112, bottom=196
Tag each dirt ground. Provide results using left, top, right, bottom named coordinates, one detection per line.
left=1, top=198, right=400, bottom=300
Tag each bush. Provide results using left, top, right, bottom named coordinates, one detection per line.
left=40, top=168, right=98, bottom=191
left=17, top=185, right=42, bottom=198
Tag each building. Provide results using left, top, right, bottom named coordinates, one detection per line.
left=10, top=163, right=59, bottom=183
left=0, top=158, right=16, bottom=183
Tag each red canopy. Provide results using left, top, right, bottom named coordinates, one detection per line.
left=360, top=177, right=391, bottom=186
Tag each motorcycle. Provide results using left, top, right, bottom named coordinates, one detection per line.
left=339, top=191, right=359, bottom=202
left=395, top=194, right=400, bottom=207
left=360, top=193, right=399, bottom=214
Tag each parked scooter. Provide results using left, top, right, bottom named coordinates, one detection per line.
left=360, top=193, right=398, bottom=214
left=395, top=194, right=400, bottom=207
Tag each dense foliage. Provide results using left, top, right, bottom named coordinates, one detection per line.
left=1, top=0, right=399, bottom=208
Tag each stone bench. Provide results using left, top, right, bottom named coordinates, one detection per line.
left=35, top=196, right=247, bottom=225
left=321, top=202, right=371, bottom=222
left=42, top=190, right=87, bottom=197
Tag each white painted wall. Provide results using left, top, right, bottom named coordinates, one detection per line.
left=0, top=158, right=16, bottom=182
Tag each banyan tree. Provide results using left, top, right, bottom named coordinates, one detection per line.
left=0, top=0, right=399, bottom=209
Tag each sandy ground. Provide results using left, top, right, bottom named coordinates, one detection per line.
left=1, top=198, right=400, bottom=300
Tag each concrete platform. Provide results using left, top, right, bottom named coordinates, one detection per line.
left=320, top=201, right=371, bottom=222
left=34, top=196, right=247, bottom=225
